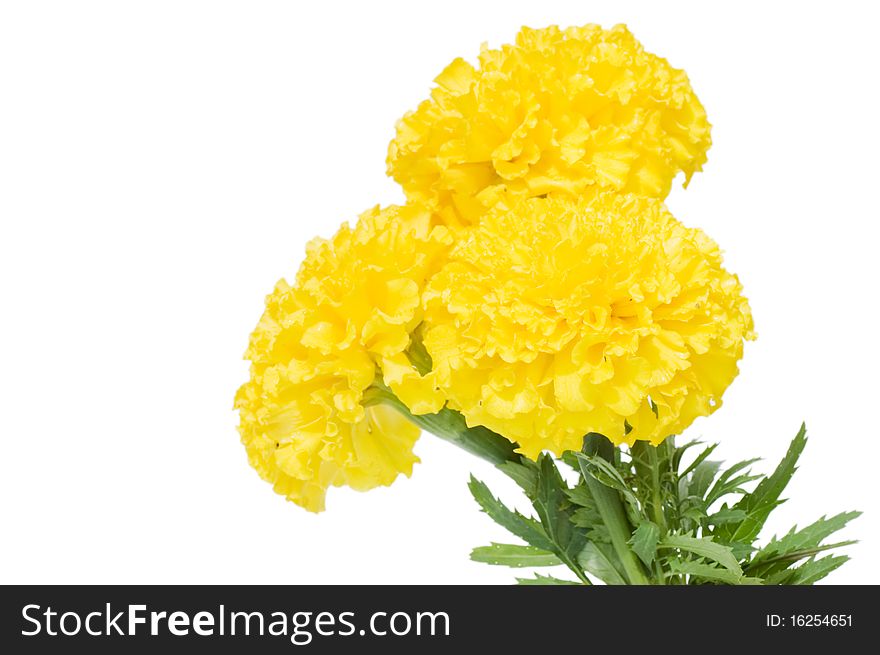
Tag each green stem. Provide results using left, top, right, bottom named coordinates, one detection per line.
left=569, top=566, right=592, bottom=585
left=581, top=435, right=651, bottom=586
left=647, top=447, right=669, bottom=584
left=648, top=446, right=667, bottom=532
left=371, top=385, right=594, bottom=584
left=366, top=384, right=521, bottom=468
left=583, top=475, right=650, bottom=585
left=371, top=385, right=652, bottom=585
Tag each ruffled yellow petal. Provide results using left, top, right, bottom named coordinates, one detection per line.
left=235, top=203, right=452, bottom=511
left=388, top=24, right=711, bottom=227
left=419, top=189, right=754, bottom=456
left=381, top=353, right=445, bottom=415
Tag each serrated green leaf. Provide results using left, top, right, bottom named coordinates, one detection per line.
left=571, top=506, right=602, bottom=530
left=669, top=560, right=762, bottom=585
left=533, top=455, right=586, bottom=559
left=498, top=460, right=539, bottom=496
left=763, top=568, right=794, bottom=585
left=559, top=450, right=580, bottom=471
left=771, top=554, right=849, bottom=585
left=572, top=451, right=642, bottom=515
left=586, top=524, right=613, bottom=545
left=630, top=441, right=672, bottom=530
left=515, top=573, right=581, bottom=585
left=680, top=443, right=719, bottom=479
left=725, top=540, right=756, bottom=561
left=745, top=512, right=860, bottom=579
left=705, top=458, right=761, bottom=506
left=565, top=483, right=593, bottom=508
left=468, top=476, right=555, bottom=552
left=752, top=512, right=860, bottom=564
left=629, top=521, right=660, bottom=567
left=660, top=534, right=742, bottom=574
left=751, top=541, right=856, bottom=583
left=706, top=473, right=763, bottom=506
left=681, top=504, right=708, bottom=523
left=711, top=457, right=762, bottom=483
left=573, top=452, right=628, bottom=491
left=470, top=543, right=562, bottom=568
left=577, top=542, right=627, bottom=585
left=715, top=424, right=808, bottom=544
left=707, top=508, right=748, bottom=525
left=529, top=455, right=592, bottom=584
left=672, top=440, right=704, bottom=475
left=687, top=459, right=723, bottom=500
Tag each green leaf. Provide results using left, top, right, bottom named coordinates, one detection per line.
left=705, top=458, right=762, bottom=506
left=686, top=459, right=723, bottom=500
left=468, top=476, right=555, bottom=552
left=769, top=555, right=849, bottom=585
left=470, top=543, right=562, bottom=568
left=752, top=512, right=860, bottom=563
left=567, top=483, right=600, bottom=531
left=660, top=534, right=742, bottom=575
left=668, top=560, right=762, bottom=585
left=404, top=337, right=433, bottom=375
left=515, top=573, right=581, bottom=585
left=707, top=508, right=747, bottom=526
left=629, top=521, right=661, bottom=567
left=498, top=459, right=539, bottom=496
left=715, top=424, right=808, bottom=545
left=571, top=506, right=602, bottom=530
left=745, top=512, right=860, bottom=579
left=533, top=455, right=569, bottom=542
left=680, top=443, right=718, bottom=479
left=577, top=542, right=627, bottom=585
left=559, top=450, right=580, bottom=471
left=630, top=441, right=672, bottom=529
left=572, top=451, right=642, bottom=516
left=565, top=483, right=593, bottom=508
left=672, top=440, right=704, bottom=475
left=795, top=556, right=849, bottom=585
left=533, top=455, right=589, bottom=570
left=706, top=473, right=763, bottom=507
left=752, top=541, right=856, bottom=581
left=681, top=505, right=708, bottom=523
left=585, top=524, right=613, bottom=545
left=725, top=541, right=756, bottom=561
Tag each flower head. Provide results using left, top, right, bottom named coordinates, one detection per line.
left=388, top=24, right=711, bottom=228
left=418, top=190, right=754, bottom=459
left=235, top=205, right=452, bottom=511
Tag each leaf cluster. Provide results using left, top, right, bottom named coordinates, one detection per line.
left=470, top=425, right=859, bottom=585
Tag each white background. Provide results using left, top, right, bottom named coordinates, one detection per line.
left=2, top=1, right=878, bottom=585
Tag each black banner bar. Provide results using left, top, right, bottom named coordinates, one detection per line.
left=1, top=585, right=874, bottom=652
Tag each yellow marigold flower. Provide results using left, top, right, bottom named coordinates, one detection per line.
left=235, top=205, right=452, bottom=511
left=387, top=24, right=711, bottom=227
left=418, top=190, right=754, bottom=459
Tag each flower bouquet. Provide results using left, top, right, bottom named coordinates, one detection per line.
left=235, top=24, right=858, bottom=584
